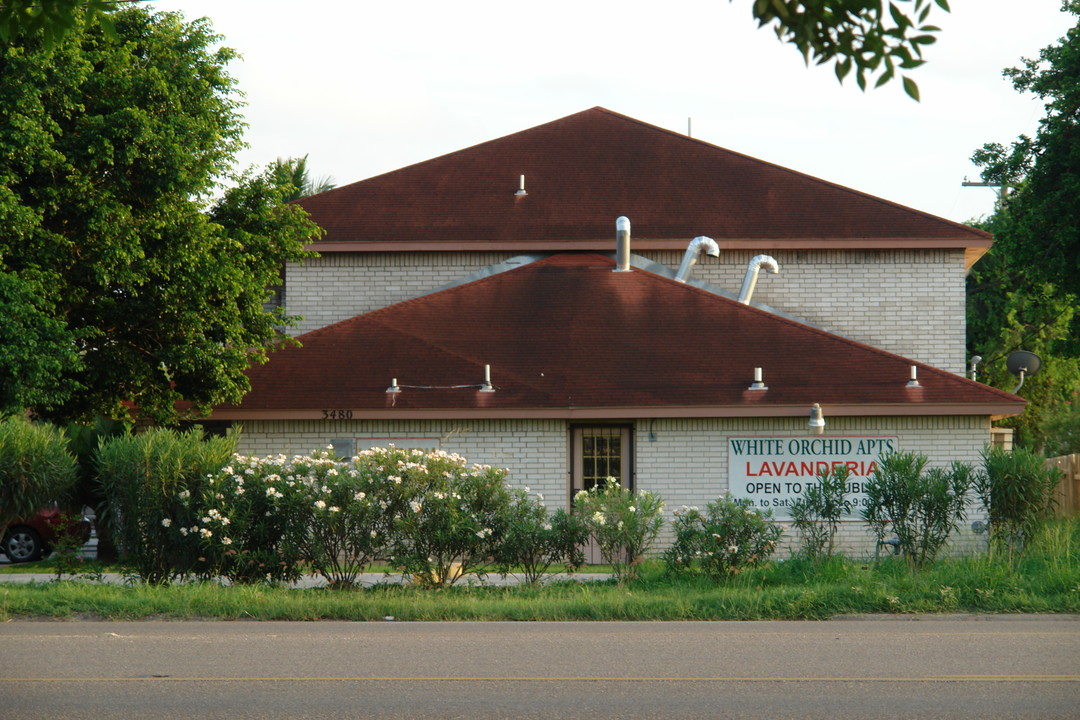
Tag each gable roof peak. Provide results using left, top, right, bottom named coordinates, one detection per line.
left=299, top=107, right=991, bottom=257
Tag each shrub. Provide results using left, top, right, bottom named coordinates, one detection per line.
left=283, top=449, right=391, bottom=589
left=664, top=495, right=783, bottom=579
left=495, top=487, right=589, bottom=584
left=573, top=478, right=665, bottom=583
left=974, top=444, right=1062, bottom=559
left=789, top=466, right=853, bottom=561
left=187, top=454, right=308, bottom=586
left=861, top=451, right=974, bottom=571
left=95, top=427, right=237, bottom=584
left=374, top=447, right=514, bottom=587
left=48, top=512, right=91, bottom=581
left=0, top=416, right=78, bottom=535
left=191, top=447, right=518, bottom=590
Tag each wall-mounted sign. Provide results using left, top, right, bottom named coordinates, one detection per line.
left=728, top=436, right=899, bottom=520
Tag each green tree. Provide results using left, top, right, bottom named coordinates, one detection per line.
left=743, top=0, right=947, bottom=99
left=970, top=1, right=1079, bottom=299
left=268, top=155, right=336, bottom=203
left=968, top=3, right=1080, bottom=451
left=966, top=229, right=1078, bottom=451
left=0, top=7, right=320, bottom=424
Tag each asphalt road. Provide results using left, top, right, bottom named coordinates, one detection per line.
left=2, top=617, right=1078, bottom=719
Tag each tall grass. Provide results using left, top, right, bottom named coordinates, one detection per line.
left=4, top=518, right=1075, bottom=622
left=3, top=557, right=1076, bottom=622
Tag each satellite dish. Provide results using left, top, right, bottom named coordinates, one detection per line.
left=1006, top=351, right=1042, bottom=394
left=1006, top=351, right=1041, bottom=378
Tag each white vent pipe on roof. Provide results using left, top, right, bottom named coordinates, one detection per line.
left=674, top=236, right=720, bottom=283
left=614, top=216, right=631, bottom=272
left=738, top=254, right=780, bottom=304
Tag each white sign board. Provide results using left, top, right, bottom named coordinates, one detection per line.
left=728, top=436, right=899, bottom=520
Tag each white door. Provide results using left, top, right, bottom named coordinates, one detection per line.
left=571, top=426, right=632, bottom=564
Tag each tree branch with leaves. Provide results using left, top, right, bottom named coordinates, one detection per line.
left=744, top=0, right=949, bottom=99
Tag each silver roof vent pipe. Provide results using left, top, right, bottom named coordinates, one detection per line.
left=738, top=254, right=780, bottom=304
left=674, top=236, right=720, bottom=283
left=614, top=216, right=631, bottom=272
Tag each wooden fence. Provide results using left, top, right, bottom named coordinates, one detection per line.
left=1046, top=453, right=1080, bottom=517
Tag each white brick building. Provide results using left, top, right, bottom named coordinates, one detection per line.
left=209, top=108, right=1021, bottom=555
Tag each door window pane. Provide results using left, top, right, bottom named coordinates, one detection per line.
left=581, top=428, right=624, bottom=491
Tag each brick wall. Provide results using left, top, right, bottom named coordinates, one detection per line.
left=234, top=414, right=991, bottom=557
left=284, top=252, right=518, bottom=335
left=235, top=418, right=571, bottom=509
left=284, top=249, right=968, bottom=373
left=641, top=249, right=968, bottom=374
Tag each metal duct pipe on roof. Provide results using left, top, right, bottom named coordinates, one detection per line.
left=674, top=236, right=720, bottom=283
left=614, top=216, right=631, bottom=272
left=738, top=254, right=780, bottom=304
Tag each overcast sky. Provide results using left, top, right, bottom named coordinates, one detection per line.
left=154, top=0, right=1073, bottom=225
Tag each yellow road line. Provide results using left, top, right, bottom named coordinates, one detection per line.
left=5, top=675, right=1079, bottom=683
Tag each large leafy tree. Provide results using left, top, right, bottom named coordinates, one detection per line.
left=0, top=7, right=319, bottom=424
left=3, top=1, right=946, bottom=96
left=968, top=2, right=1080, bottom=452
left=970, top=0, right=1080, bottom=299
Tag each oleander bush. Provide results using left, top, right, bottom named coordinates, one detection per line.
left=182, top=446, right=520, bottom=589
left=496, top=486, right=589, bottom=585
left=975, top=444, right=1062, bottom=560
left=186, top=453, right=313, bottom=586
left=790, top=465, right=854, bottom=561
left=96, top=427, right=238, bottom=584
left=861, top=451, right=974, bottom=571
left=574, top=478, right=665, bottom=583
left=0, top=416, right=78, bottom=536
left=664, top=494, right=784, bottom=580
left=377, top=447, right=515, bottom=587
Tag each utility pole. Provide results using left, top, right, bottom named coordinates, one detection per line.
left=961, top=177, right=1009, bottom=210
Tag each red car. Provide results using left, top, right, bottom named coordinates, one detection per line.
left=1, top=505, right=92, bottom=563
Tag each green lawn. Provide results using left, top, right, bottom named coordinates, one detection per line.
left=4, top=519, right=1076, bottom=621
left=3, top=555, right=1077, bottom=621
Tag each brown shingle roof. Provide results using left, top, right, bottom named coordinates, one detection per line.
left=214, top=254, right=1021, bottom=420
left=299, top=107, right=990, bottom=254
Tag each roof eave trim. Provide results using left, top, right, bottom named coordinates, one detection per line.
left=305, top=237, right=992, bottom=253
left=208, top=402, right=1024, bottom=421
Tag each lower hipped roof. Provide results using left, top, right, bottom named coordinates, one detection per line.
left=213, top=254, right=1023, bottom=420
